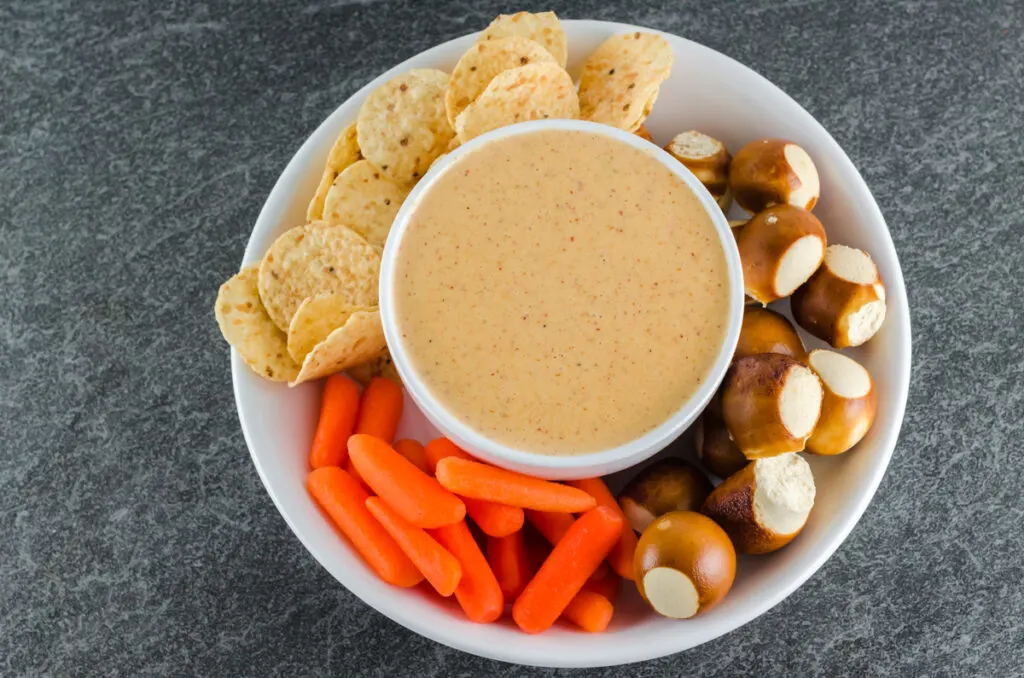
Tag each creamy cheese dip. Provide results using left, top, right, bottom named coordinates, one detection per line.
left=393, top=129, right=729, bottom=454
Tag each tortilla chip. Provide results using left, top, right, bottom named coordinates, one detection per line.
left=454, top=63, right=579, bottom=142
left=322, top=160, right=409, bottom=247
left=633, top=87, right=661, bottom=132
left=287, top=294, right=376, bottom=363
left=258, top=222, right=380, bottom=332
left=357, top=69, right=454, bottom=185
left=215, top=265, right=300, bottom=382
left=446, top=36, right=556, bottom=127
left=578, top=32, right=673, bottom=131
left=347, top=350, right=401, bottom=385
left=292, top=309, right=388, bottom=385
left=307, top=122, right=362, bottom=222
left=479, top=11, right=567, bottom=68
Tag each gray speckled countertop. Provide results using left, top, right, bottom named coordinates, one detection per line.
left=3, top=0, right=1023, bottom=675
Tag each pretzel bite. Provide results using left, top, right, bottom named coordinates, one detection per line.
left=735, top=306, right=807, bottom=361
left=701, top=453, right=815, bottom=554
left=634, top=511, right=736, bottom=618
left=695, top=410, right=748, bottom=479
left=665, top=130, right=732, bottom=212
left=735, top=204, right=826, bottom=305
left=805, top=349, right=878, bottom=455
left=791, top=244, right=887, bottom=348
left=618, top=458, right=713, bottom=534
left=721, top=353, right=823, bottom=458
left=729, top=219, right=759, bottom=305
left=729, top=138, right=820, bottom=212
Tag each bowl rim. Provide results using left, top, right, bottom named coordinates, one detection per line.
left=378, top=119, right=745, bottom=479
left=232, top=19, right=912, bottom=668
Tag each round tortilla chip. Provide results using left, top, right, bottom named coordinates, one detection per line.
left=215, top=265, right=300, bottom=382
left=307, top=122, right=362, bottom=222
left=357, top=69, right=454, bottom=185
left=446, top=36, right=556, bottom=127
left=578, top=32, right=673, bottom=131
left=620, top=84, right=661, bottom=133
left=479, top=11, right=567, bottom=68
left=347, top=350, right=401, bottom=386
left=454, top=63, right=579, bottom=142
left=291, top=309, right=388, bottom=385
left=287, top=294, right=376, bottom=363
left=322, top=160, right=409, bottom=247
left=258, top=222, right=380, bottom=332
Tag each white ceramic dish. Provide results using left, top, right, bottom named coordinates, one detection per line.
left=379, top=119, right=745, bottom=480
left=233, top=20, right=911, bottom=668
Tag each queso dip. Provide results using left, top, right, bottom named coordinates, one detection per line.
left=393, top=129, right=730, bottom=455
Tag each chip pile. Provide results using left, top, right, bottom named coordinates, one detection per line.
left=215, top=10, right=673, bottom=386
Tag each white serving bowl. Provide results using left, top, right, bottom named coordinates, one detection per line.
left=233, top=20, right=911, bottom=668
left=379, top=119, right=744, bottom=480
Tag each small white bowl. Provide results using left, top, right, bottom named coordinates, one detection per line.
left=379, top=119, right=744, bottom=480
left=233, top=20, right=911, bottom=668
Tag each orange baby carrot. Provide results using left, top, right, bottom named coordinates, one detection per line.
left=487, top=531, right=530, bottom=601
left=365, top=497, right=462, bottom=597
left=581, top=566, right=622, bottom=604
left=567, top=477, right=638, bottom=580
left=343, top=457, right=370, bottom=493
left=436, top=458, right=597, bottom=513
left=526, top=532, right=617, bottom=628
left=525, top=510, right=611, bottom=582
left=424, top=437, right=467, bottom=474
left=393, top=439, right=429, bottom=473
left=348, top=434, right=465, bottom=529
left=512, top=506, right=624, bottom=634
left=525, top=510, right=575, bottom=545
left=563, top=590, right=614, bottom=633
left=424, top=439, right=524, bottom=537
left=465, top=499, right=524, bottom=537
left=354, top=377, right=403, bottom=443
left=309, top=374, right=360, bottom=469
left=306, top=467, right=422, bottom=588
left=430, top=520, right=503, bottom=623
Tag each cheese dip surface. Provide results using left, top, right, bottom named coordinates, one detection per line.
left=393, top=129, right=729, bottom=455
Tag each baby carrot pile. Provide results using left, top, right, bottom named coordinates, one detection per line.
left=303, top=375, right=627, bottom=633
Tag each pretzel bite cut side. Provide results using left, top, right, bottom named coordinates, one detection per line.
left=776, top=236, right=824, bottom=297
left=782, top=143, right=820, bottom=212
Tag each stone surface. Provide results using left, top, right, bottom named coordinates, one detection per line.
left=2, top=0, right=1023, bottom=675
